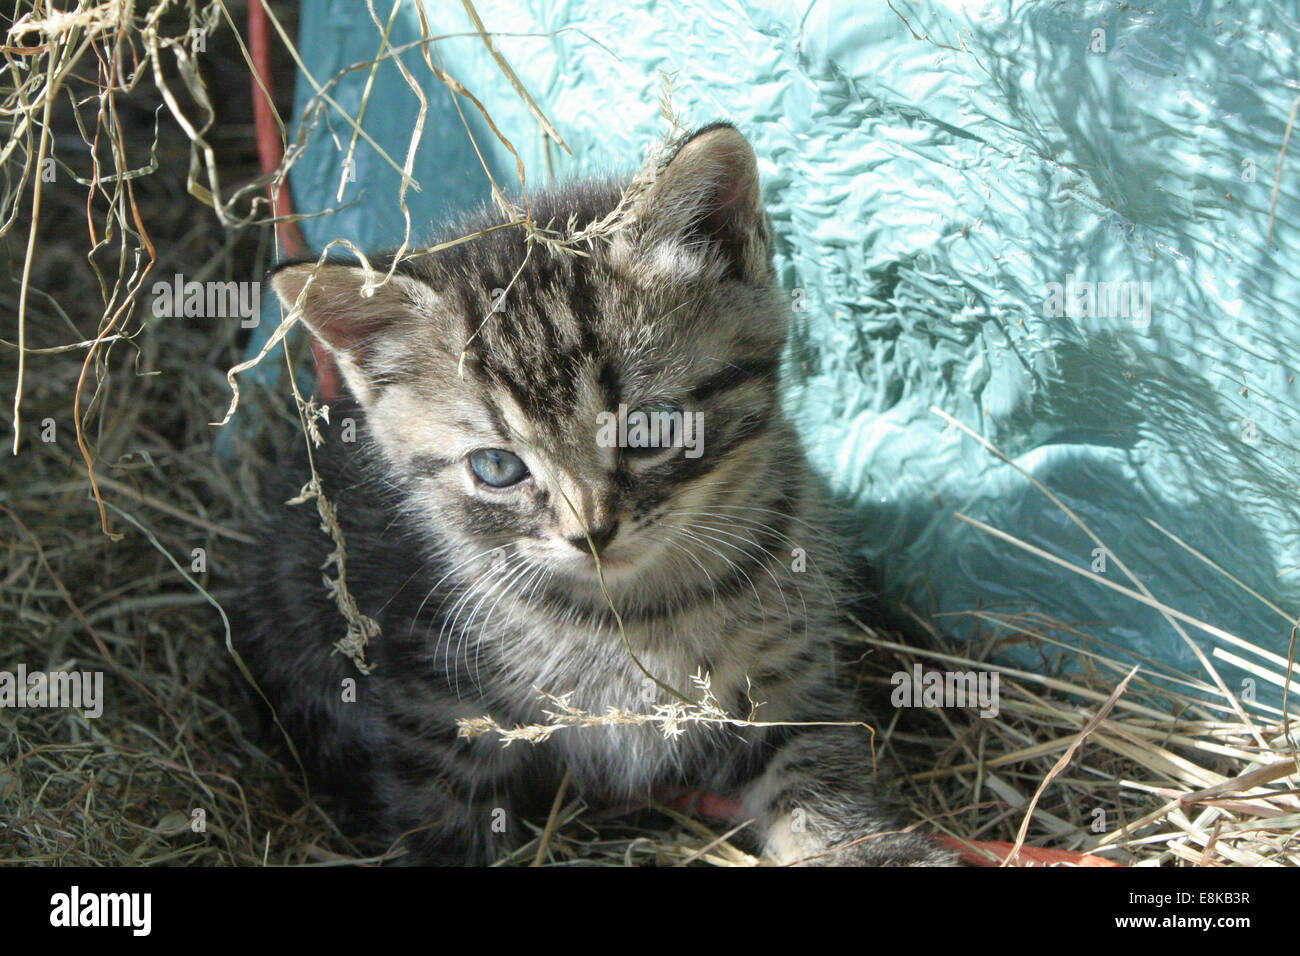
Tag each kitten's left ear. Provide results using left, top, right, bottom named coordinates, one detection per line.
left=634, top=123, right=772, bottom=283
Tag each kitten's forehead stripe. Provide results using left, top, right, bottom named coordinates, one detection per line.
left=597, top=360, right=621, bottom=412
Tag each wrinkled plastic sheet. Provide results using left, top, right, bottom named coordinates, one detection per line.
left=253, top=0, right=1300, bottom=702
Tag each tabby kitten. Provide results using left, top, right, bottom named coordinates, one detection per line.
left=237, top=123, right=950, bottom=866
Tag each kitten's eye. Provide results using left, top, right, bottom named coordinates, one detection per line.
left=469, top=449, right=529, bottom=487
left=625, top=402, right=682, bottom=457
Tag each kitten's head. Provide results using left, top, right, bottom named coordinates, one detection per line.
left=271, top=124, right=795, bottom=603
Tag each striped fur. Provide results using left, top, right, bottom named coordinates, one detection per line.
left=236, top=125, right=950, bottom=866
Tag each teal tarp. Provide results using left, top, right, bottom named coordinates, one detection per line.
left=250, top=0, right=1300, bottom=701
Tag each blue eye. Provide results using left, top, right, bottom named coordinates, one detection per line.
left=469, top=449, right=529, bottom=487
left=626, top=402, right=681, bottom=455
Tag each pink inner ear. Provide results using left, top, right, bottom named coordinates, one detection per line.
left=685, top=155, right=762, bottom=281
left=701, top=173, right=751, bottom=241
left=311, top=306, right=394, bottom=355
left=311, top=339, right=340, bottom=403
left=273, top=265, right=410, bottom=360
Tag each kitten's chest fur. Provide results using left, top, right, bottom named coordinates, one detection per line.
left=488, top=590, right=835, bottom=790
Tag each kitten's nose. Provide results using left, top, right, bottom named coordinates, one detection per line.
left=567, top=522, right=619, bottom=555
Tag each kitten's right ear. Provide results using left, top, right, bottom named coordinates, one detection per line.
left=632, top=122, right=772, bottom=284
left=269, top=261, right=433, bottom=405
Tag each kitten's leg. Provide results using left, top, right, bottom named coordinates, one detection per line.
left=374, top=779, right=511, bottom=865
left=371, top=731, right=553, bottom=865
left=739, top=726, right=954, bottom=866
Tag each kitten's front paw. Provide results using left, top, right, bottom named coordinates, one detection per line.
left=801, top=830, right=956, bottom=867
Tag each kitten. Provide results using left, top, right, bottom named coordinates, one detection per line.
left=236, top=123, right=951, bottom=866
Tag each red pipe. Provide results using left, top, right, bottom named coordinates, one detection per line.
left=249, top=0, right=338, bottom=402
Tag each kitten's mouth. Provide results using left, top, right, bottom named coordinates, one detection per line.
left=543, top=535, right=657, bottom=581
left=568, top=546, right=639, bottom=579
left=581, top=550, right=628, bottom=572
